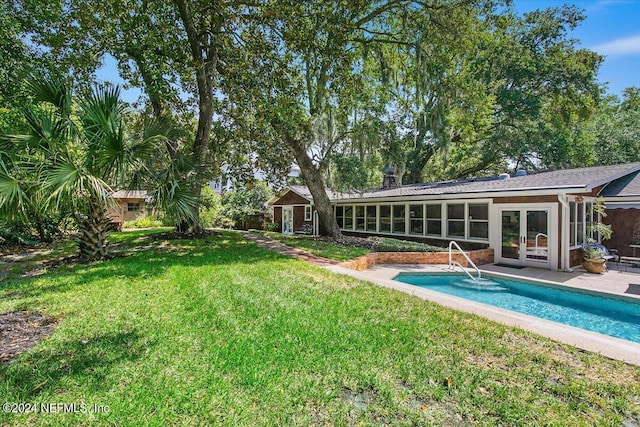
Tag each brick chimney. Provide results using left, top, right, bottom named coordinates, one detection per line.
left=382, top=166, right=400, bottom=189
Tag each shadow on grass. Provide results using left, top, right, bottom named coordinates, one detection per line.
left=1, top=329, right=150, bottom=398
left=0, top=232, right=289, bottom=302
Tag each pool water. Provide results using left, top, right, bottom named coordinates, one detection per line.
left=394, top=273, right=640, bottom=344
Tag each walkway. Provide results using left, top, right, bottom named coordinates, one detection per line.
left=242, top=232, right=340, bottom=267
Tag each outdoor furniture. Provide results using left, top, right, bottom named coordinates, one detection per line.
left=294, top=224, right=313, bottom=235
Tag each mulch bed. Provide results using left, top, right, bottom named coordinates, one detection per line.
left=0, top=311, right=57, bottom=364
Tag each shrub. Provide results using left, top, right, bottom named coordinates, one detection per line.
left=123, top=215, right=164, bottom=229
left=370, top=236, right=447, bottom=252
left=265, top=222, right=280, bottom=232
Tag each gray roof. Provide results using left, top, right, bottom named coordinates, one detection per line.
left=111, top=190, right=150, bottom=200
left=281, top=163, right=640, bottom=204
left=600, top=171, right=640, bottom=197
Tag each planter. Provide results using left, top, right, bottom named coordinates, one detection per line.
left=583, top=258, right=606, bottom=274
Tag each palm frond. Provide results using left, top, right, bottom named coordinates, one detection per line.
left=0, top=159, right=30, bottom=219
left=26, top=75, right=72, bottom=117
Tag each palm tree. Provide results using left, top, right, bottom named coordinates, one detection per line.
left=0, top=76, right=189, bottom=260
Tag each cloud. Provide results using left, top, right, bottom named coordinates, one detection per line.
left=592, top=35, right=640, bottom=56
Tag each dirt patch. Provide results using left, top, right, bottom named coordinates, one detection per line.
left=0, top=311, right=58, bottom=363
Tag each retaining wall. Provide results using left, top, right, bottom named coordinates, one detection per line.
left=340, top=249, right=495, bottom=271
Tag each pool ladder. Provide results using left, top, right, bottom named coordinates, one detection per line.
left=448, top=241, right=481, bottom=281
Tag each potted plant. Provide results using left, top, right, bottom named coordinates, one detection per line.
left=582, top=197, right=613, bottom=274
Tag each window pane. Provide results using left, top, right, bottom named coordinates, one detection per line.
left=569, top=201, right=576, bottom=245
left=426, top=220, right=442, bottom=235
left=426, top=204, right=441, bottom=219
left=469, top=204, right=488, bottom=221
left=447, top=204, right=464, bottom=219
left=379, top=205, right=391, bottom=232
left=344, top=206, right=353, bottom=229
left=366, top=206, right=376, bottom=231
left=410, top=220, right=423, bottom=235
left=336, top=206, right=344, bottom=228
left=355, top=206, right=365, bottom=230
left=448, top=220, right=465, bottom=237
left=393, top=205, right=405, bottom=234
left=409, top=204, right=423, bottom=219
left=469, top=222, right=488, bottom=239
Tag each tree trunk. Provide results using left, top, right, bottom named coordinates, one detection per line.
left=290, top=139, right=342, bottom=237
left=77, top=200, right=111, bottom=261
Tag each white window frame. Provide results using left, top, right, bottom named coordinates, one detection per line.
left=304, top=205, right=312, bottom=221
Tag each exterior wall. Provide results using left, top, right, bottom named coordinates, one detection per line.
left=604, top=208, right=640, bottom=257
left=272, top=191, right=310, bottom=206
left=569, top=248, right=583, bottom=267
left=340, top=249, right=495, bottom=271
left=293, top=206, right=314, bottom=231
left=492, top=195, right=560, bottom=204
left=107, top=198, right=149, bottom=224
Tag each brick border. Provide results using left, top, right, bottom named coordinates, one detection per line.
left=340, top=249, right=494, bottom=271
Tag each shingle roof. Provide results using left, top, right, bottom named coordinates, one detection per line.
left=278, top=163, right=640, bottom=204
left=111, top=190, right=150, bottom=200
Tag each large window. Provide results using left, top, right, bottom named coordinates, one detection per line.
left=426, top=204, right=442, bottom=236
left=127, top=202, right=140, bottom=212
left=344, top=206, right=354, bottom=230
left=392, top=205, right=406, bottom=234
left=336, top=206, right=344, bottom=229
left=379, top=205, right=391, bottom=232
left=468, top=204, right=489, bottom=239
left=366, top=206, right=377, bottom=232
left=409, top=204, right=424, bottom=235
left=447, top=204, right=465, bottom=238
left=355, top=206, right=365, bottom=231
left=569, top=200, right=595, bottom=246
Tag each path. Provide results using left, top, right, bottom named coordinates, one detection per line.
left=242, top=232, right=340, bottom=267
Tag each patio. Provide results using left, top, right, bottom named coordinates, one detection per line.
left=326, top=262, right=640, bottom=366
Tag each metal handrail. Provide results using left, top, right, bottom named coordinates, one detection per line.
left=449, top=241, right=481, bottom=280
left=534, top=233, right=548, bottom=254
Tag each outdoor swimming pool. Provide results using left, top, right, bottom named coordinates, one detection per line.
left=394, top=273, right=640, bottom=344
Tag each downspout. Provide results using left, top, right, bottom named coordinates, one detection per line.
left=557, top=193, right=573, bottom=272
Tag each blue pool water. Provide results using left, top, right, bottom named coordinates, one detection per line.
left=394, top=273, right=640, bottom=343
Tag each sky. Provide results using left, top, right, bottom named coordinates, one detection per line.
left=513, top=0, right=640, bottom=96
left=98, top=0, right=640, bottom=104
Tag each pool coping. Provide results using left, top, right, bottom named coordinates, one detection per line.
left=325, top=263, right=640, bottom=367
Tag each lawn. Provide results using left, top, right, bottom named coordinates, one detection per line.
left=1, top=229, right=639, bottom=426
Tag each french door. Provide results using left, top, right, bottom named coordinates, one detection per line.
left=282, top=207, right=294, bottom=234
left=498, top=207, right=552, bottom=268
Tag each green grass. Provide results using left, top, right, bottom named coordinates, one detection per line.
left=0, top=229, right=639, bottom=426
left=258, top=231, right=371, bottom=261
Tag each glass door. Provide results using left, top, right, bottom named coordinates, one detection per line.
left=501, top=210, right=521, bottom=260
left=282, top=207, right=293, bottom=234
left=499, top=208, right=550, bottom=267
left=525, top=210, right=549, bottom=265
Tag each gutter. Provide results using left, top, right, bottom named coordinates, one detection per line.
left=557, top=193, right=573, bottom=272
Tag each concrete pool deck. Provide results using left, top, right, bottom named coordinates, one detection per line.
left=325, top=263, right=640, bottom=367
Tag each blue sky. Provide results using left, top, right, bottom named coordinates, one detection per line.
left=100, top=0, right=640, bottom=103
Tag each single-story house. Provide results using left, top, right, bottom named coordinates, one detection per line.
left=269, top=162, right=640, bottom=271
left=107, top=190, right=155, bottom=228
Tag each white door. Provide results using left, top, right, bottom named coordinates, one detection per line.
left=282, top=207, right=294, bottom=234
left=496, top=206, right=555, bottom=269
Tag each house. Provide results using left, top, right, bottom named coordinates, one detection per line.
left=268, top=162, right=640, bottom=271
left=107, top=190, right=155, bottom=229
